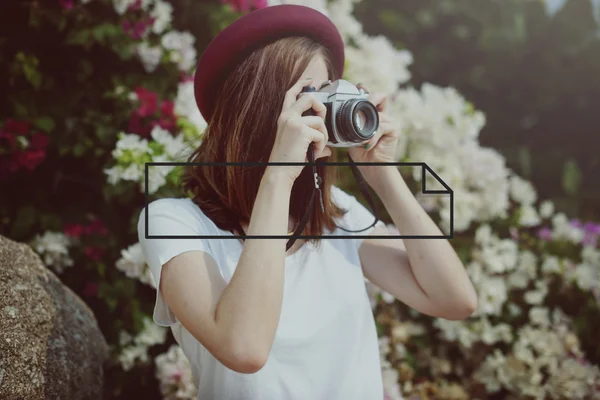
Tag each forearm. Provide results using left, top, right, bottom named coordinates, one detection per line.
left=371, top=168, right=477, bottom=315
left=214, top=167, right=291, bottom=359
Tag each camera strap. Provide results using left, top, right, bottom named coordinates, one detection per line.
left=233, top=143, right=381, bottom=251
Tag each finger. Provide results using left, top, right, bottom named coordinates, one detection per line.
left=290, top=94, right=327, bottom=119
left=299, top=115, right=329, bottom=144
left=302, top=125, right=327, bottom=156
left=364, top=126, right=385, bottom=151
left=282, top=77, right=314, bottom=111
left=316, top=146, right=332, bottom=159
left=368, top=93, right=388, bottom=112
left=356, top=83, right=370, bottom=93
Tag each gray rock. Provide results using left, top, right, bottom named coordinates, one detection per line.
left=0, top=235, right=109, bottom=400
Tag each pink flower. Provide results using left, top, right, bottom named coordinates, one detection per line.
left=509, top=227, right=520, bottom=241
left=59, top=0, right=74, bottom=10
left=88, top=218, right=109, bottom=236
left=82, top=282, right=98, bottom=297
left=253, top=0, right=268, bottom=9
left=221, top=0, right=267, bottom=12
left=30, top=133, right=49, bottom=150
left=84, top=246, right=105, bottom=261
left=0, top=130, right=17, bottom=149
left=537, top=227, right=553, bottom=241
left=4, top=119, right=30, bottom=135
left=16, top=150, right=46, bottom=170
left=134, top=87, right=158, bottom=117
left=122, top=18, right=155, bottom=40
left=64, top=223, right=85, bottom=238
left=180, top=73, right=194, bottom=83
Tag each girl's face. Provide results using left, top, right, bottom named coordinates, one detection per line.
left=298, top=54, right=330, bottom=91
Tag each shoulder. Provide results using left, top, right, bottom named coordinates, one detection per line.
left=137, top=197, right=219, bottom=234
left=330, top=185, right=355, bottom=209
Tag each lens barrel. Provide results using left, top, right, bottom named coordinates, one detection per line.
left=335, top=99, right=379, bottom=143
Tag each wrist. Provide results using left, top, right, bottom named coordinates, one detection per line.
left=360, top=166, right=399, bottom=195
left=262, top=166, right=294, bottom=191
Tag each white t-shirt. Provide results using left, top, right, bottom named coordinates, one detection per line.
left=137, top=185, right=386, bottom=400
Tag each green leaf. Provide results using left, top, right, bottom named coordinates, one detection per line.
left=39, top=213, right=62, bottom=230
left=92, top=23, right=121, bottom=43
left=65, top=29, right=92, bottom=46
left=97, top=262, right=106, bottom=278
left=73, top=143, right=86, bottom=157
left=11, top=99, right=29, bottom=119
left=23, top=65, right=42, bottom=89
left=562, top=159, right=582, bottom=196
left=33, top=116, right=55, bottom=133
left=518, top=146, right=532, bottom=178
left=10, top=205, right=37, bottom=240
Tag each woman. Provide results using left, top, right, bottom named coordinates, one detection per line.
left=137, top=5, right=477, bottom=400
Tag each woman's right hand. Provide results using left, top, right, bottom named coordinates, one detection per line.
left=266, top=77, right=331, bottom=186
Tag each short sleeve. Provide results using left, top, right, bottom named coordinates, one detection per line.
left=330, top=186, right=386, bottom=250
left=137, top=198, right=218, bottom=327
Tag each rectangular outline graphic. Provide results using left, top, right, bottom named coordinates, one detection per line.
left=145, top=162, right=454, bottom=240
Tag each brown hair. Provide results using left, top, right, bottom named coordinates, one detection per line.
left=181, top=36, right=346, bottom=243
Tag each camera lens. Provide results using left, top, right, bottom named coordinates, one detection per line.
left=354, top=110, right=366, bottom=130
left=336, top=99, right=379, bottom=143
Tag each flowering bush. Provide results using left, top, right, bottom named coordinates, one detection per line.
left=1, top=0, right=599, bottom=399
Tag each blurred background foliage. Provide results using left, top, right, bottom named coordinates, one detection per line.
left=353, top=0, right=600, bottom=220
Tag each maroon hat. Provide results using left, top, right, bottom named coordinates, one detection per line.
left=193, top=5, right=345, bottom=122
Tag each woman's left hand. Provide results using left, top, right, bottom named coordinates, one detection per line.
left=347, top=84, right=401, bottom=184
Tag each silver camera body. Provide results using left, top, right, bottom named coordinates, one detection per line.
left=299, top=79, right=380, bottom=148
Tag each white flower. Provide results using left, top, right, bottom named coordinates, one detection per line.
left=116, top=243, right=155, bottom=288
left=151, top=0, right=173, bottom=34
left=545, top=358, right=600, bottom=399
left=529, top=307, right=551, bottom=328
left=104, top=165, right=122, bottom=185
left=30, top=231, right=74, bottom=274
left=476, top=276, right=508, bottom=316
left=507, top=250, right=537, bottom=289
left=509, top=175, right=537, bottom=205
left=151, top=155, right=173, bottom=193
left=572, top=263, right=597, bottom=292
left=113, top=0, right=136, bottom=15
left=175, top=81, right=207, bottom=134
left=135, top=317, right=168, bottom=347
left=480, top=238, right=519, bottom=274
left=524, top=280, right=549, bottom=305
left=112, top=132, right=151, bottom=159
left=344, top=35, right=412, bottom=92
left=474, top=349, right=506, bottom=393
left=541, top=255, right=561, bottom=275
left=118, top=317, right=167, bottom=371
left=581, top=245, right=600, bottom=265
left=519, top=204, right=541, bottom=227
left=475, top=224, right=493, bottom=245
left=381, top=365, right=403, bottom=400
left=389, top=83, right=509, bottom=230
left=161, top=31, right=197, bottom=72
left=136, top=42, right=163, bottom=73
left=539, top=200, right=554, bottom=219
left=479, top=319, right=513, bottom=345
left=267, top=0, right=329, bottom=16
left=433, top=319, right=477, bottom=348
left=551, top=213, right=585, bottom=244
left=328, top=0, right=363, bottom=41
left=155, top=345, right=197, bottom=400
left=118, top=345, right=147, bottom=371
left=150, top=126, right=190, bottom=160
left=121, top=163, right=144, bottom=182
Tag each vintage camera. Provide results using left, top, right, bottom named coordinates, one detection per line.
left=298, top=79, right=379, bottom=147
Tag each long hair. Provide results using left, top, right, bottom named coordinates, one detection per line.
left=181, top=36, right=346, bottom=243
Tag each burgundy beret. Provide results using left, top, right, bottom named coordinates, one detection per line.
left=193, top=5, right=345, bottom=122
